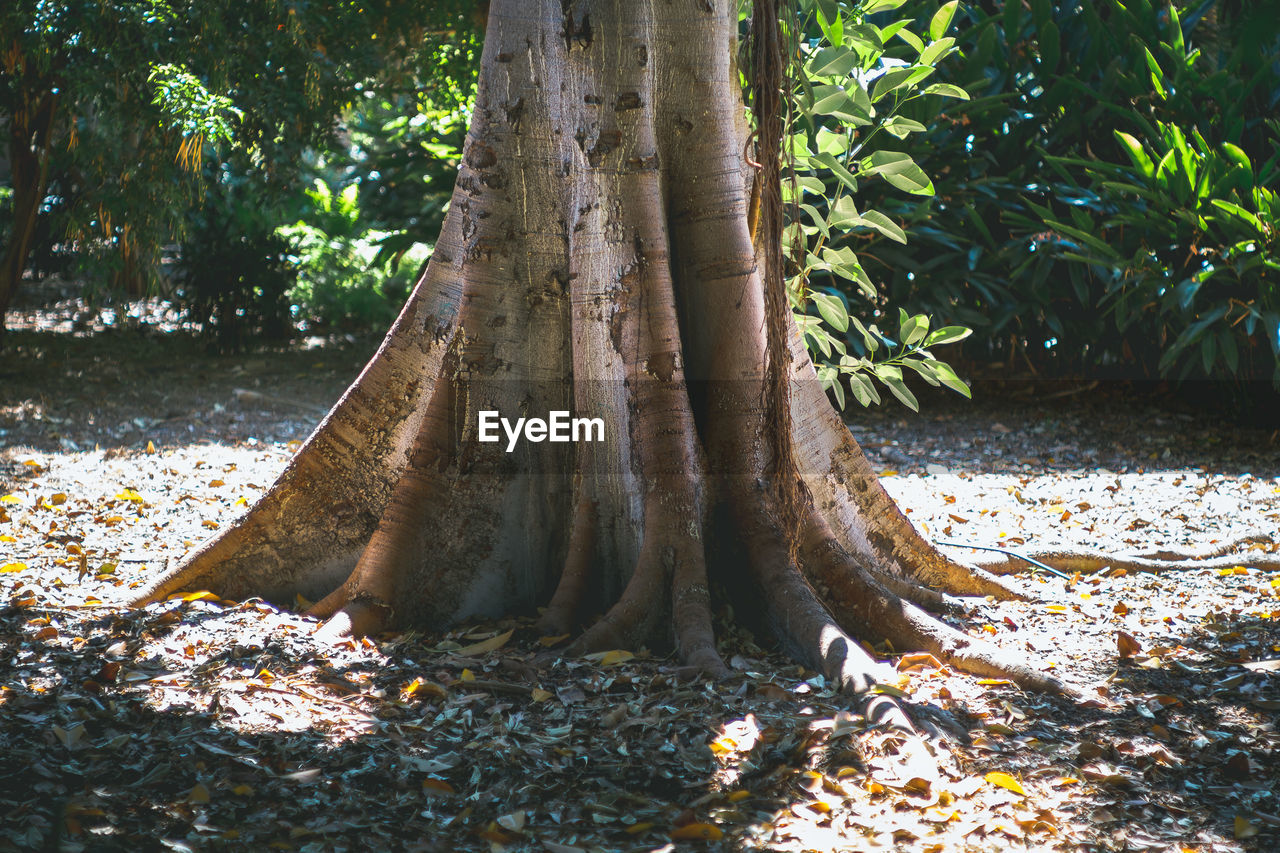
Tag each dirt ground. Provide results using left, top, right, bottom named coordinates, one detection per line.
left=2, top=297, right=1278, bottom=852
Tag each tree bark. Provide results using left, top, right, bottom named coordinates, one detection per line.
left=133, top=0, right=1072, bottom=696
left=1, top=87, right=57, bottom=344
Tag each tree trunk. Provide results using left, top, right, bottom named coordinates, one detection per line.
left=133, top=0, right=1071, bottom=696
left=1, top=88, right=57, bottom=345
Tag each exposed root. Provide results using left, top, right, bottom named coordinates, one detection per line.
left=801, top=515, right=1077, bottom=697
left=538, top=492, right=597, bottom=635
left=952, top=538, right=1280, bottom=576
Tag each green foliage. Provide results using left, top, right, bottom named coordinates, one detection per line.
left=782, top=0, right=973, bottom=410
left=859, top=0, right=1280, bottom=385
left=280, top=179, right=426, bottom=331
left=1, top=0, right=481, bottom=318
left=173, top=161, right=296, bottom=350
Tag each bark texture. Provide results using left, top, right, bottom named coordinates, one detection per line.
left=134, top=0, right=1073, bottom=696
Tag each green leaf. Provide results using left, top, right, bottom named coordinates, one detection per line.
left=921, top=82, right=969, bottom=100
left=810, top=151, right=860, bottom=193
left=863, top=0, right=909, bottom=13
left=919, top=37, right=956, bottom=68
left=811, top=85, right=872, bottom=124
left=1113, top=131, right=1154, bottom=180
left=1038, top=21, right=1060, bottom=72
left=875, top=365, right=919, bottom=411
left=929, top=360, right=972, bottom=398
left=847, top=372, right=877, bottom=406
left=894, top=26, right=925, bottom=54
left=799, top=203, right=831, bottom=238
left=871, top=67, right=921, bottom=102
left=811, top=291, right=850, bottom=332
left=930, top=1, right=959, bottom=40
left=882, top=116, right=927, bottom=138
left=854, top=209, right=907, bottom=243
left=815, top=126, right=850, bottom=155
left=924, top=325, right=972, bottom=346
left=809, top=46, right=859, bottom=78
left=828, top=195, right=861, bottom=229
left=861, top=151, right=934, bottom=195
left=899, top=312, right=929, bottom=346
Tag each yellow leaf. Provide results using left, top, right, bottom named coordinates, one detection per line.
left=231, top=784, right=254, bottom=796
left=624, top=822, right=654, bottom=835
left=402, top=678, right=448, bottom=701
left=1044, top=604, right=1068, bottom=614
left=459, top=668, right=475, bottom=682
left=50, top=493, right=66, bottom=505
left=202, top=519, right=219, bottom=529
left=538, top=633, right=570, bottom=647
left=0, top=535, right=15, bottom=542
left=976, top=678, right=1014, bottom=686
left=454, top=628, right=514, bottom=657
left=421, top=778, right=456, bottom=796
left=1, top=562, right=27, bottom=573
left=208, top=479, right=225, bottom=487
left=168, top=590, right=219, bottom=603
left=234, top=497, right=248, bottom=506
left=146, top=440, right=157, bottom=454
left=1234, top=816, right=1259, bottom=839
left=871, top=682, right=909, bottom=698
left=1218, top=566, right=1248, bottom=577
left=187, top=783, right=211, bottom=804
left=671, top=823, right=723, bottom=841
left=727, top=790, right=751, bottom=802
left=1, top=494, right=22, bottom=505
left=115, top=488, right=143, bottom=503
left=584, top=649, right=634, bottom=666
left=984, top=771, right=1026, bottom=796
left=530, top=688, right=553, bottom=702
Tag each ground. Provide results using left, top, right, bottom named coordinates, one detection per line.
left=2, top=293, right=1279, bottom=852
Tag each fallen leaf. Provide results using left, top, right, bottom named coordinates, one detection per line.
left=984, top=771, right=1026, bottom=796
left=1235, top=816, right=1260, bottom=839
left=670, top=823, right=723, bottom=841
left=584, top=649, right=634, bottom=666
left=454, top=628, right=513, bottom=657
left=1, top=562, right=27, bottom=573
left=187, top=783, right=211, bottom=804
left=1117, top=630, right=1142, bottom=659
left=421, top=778, right=456, bottom=796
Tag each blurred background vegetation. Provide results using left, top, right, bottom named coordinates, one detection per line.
left=1, top=0, right=1277, bottom=407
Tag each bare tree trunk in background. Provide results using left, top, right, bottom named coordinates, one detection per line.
left=134, top=0, right=1071, bottom=697
left=1, top=88, right=56, bottom=345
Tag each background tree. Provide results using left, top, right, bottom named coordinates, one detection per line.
left=0, top=0, right=480, bottom=343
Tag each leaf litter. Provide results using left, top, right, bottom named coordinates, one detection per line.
left=2, top=325, right=1280, bottom=851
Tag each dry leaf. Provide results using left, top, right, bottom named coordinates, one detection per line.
left=1117, top=630, right=1142, bottom=659
left=984, top=771, right=1026, bottom=796
left=670, top=823, right=723, bottom=841
left=453, top=628, right=513, bottom=657
left=584, top=649, right=634, bottom=666
left=1234, top=816, right=1260, bottom=839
